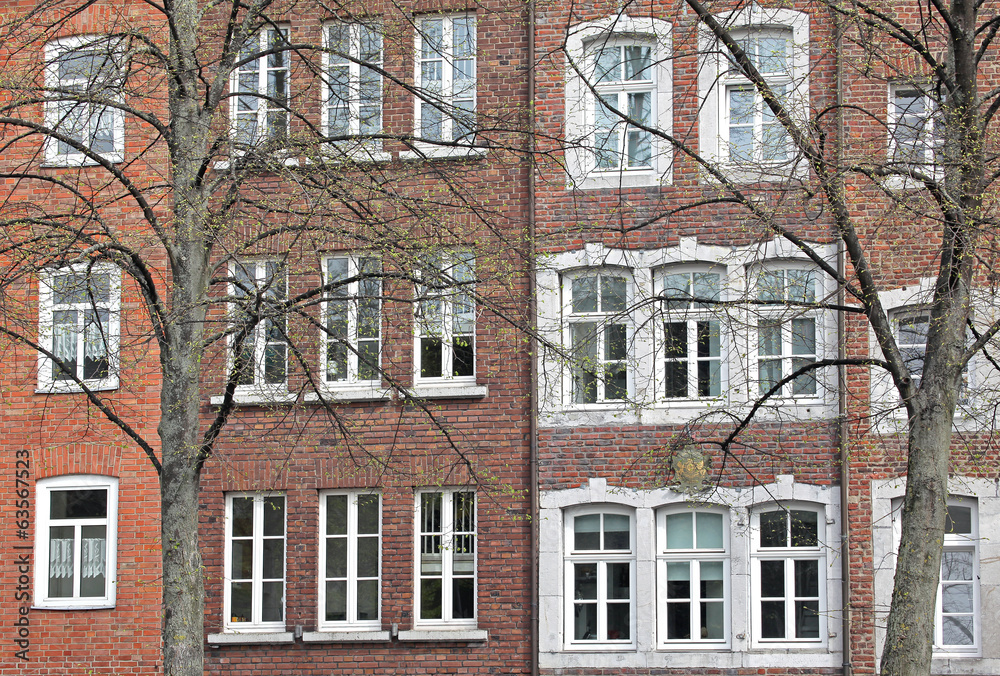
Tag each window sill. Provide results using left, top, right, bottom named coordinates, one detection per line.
left=209, top=390, right=297, bottom=406
left=41, top=153, right=123, bottom=168
left=213, top=156, right=299, bottom=171
left=397, top=628, right=488, bottom=642
left=302, top=630, right=391, bottom=643
left=399, top=145, right=487, bottom=161
left=569, top=168, right=667, bottom=191
left=317, top=145, right=392, bottom=164
left=304, top=386, right=391, bottom=403
left=207, top=632, right=295, bottom=646
left=409, top=383, right=488, bottom=399
left=32, top=601, right=115, bottom=610
left=36, top=380, right=120, bottom=395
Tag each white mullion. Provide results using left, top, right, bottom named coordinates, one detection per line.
left=596, top=560, right=608, bottom=640
left=347, top=261, right=360, bottom=382
left=441, top=19, right=454, bottom=140
left=72, top=522, right=82, bottom=598
left=687, top=317, right=699, bottom=397
left=441, top=492, right=454, bottom=621
left=346, top=494, right=358, bottom=623
left=252, top=497, right=262, bottom=625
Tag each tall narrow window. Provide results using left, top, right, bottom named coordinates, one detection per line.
left=34, top=476, right=118, bottom=608
left=657, top=508, right=729, bottom=646
left=564, top=509, right=634, bottom=647
left=752, top=507, right=825, bottom=643
left=225, top=493, right=286, bottom=630
left=231, top=261, right=287, bottom=390
left=45, top=36, right=124, bottom=163
left=723, top=30, right=792, bottom=164
left=232, top=28, right=290, bottom=148
left=756, top=267, right=819, bottom=397
left=325, top=256, right=381, bottom=384
left=567, top=273, right=630, bottom=404
left=591, top=41, right=653, bottom=170
left=890, top=85, right=938, bottom=172
left=417, top=490, right=476, bottom=625
left=39, top=266, right=119, bottom=391
left=325, top=24, right=383, bottom=144
left=660, top=269, right=723, bottom=399
left=416, top=15, right=476, bottom=142
left=936, top=501, right=979, bottom=652
left=320, top=492, right=381, bottom=629
left=415, top=252, right=476, bottom=381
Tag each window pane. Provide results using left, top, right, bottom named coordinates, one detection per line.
left=574, top=563, right=597, bottom=600
left=946, top=506, right=973, bottom=534
left=794, top=559, right=819, bottom=597
left=574, top=603, right=597, bottom=640
left=760, top=559, right=784, bottom=596
left=760, top=600, right=785, bottom=638
left=231, top=497, right=253, bottom=537
left=942, top=616, right=975, bottom=646
left=261, top=581, right=283, bottom=622
left=574, top=514, right=600, bottom=550
left=760, top=510, right=787, bottom=547
left=230, top=582, right=252, bottom=622
left=666, top=513, right=693, bottom=549
left=791, top=510, right=819, bottom=547
left=326, top=495, right=348, bottom=535
left=357, top=579, right=379, bottom=620
left=624, top=46, right=651, bottom=81
left=453, top=577, right=475, bottom=619
left=795, top=599, right=820, bottom=638
left=325, top=580, right=347, bottom=621
left=421, top=337, right=443, bottom=378
left=326, top=537, right=347, bottom=578
left=50, top=489, right=107, bottom=519
left=595, top=47, right=619, bottom=83
left=667, top=601, right=691, bottom=639
left=696, top=512, right=724, bottom=549
left=358, top=495, right=379, bottom=534
left=358, top=536, right=379, bottom=578
left=48, top=525, right=74, bottom=597
left=941, top=551, right=974, bottom=581
left=607, top=602, right=630, bottom=640
left=701, top=561, right=724, bottom=598
left=607, top=562, right=630, bottom=600
left=263, top=496, right=284, bottom=536
left=420, top=578, right=442, bottom=620
left=601, top=276, right=627, bottom=312
left=604, top=514, right=630, bottom=549
left=702, top=598, right=725, bottom=639
left=572, top=276, right=599, bottom=313
left=941, top=583, right=974, bottom=613
left=232, top=540, right=253, bottom=579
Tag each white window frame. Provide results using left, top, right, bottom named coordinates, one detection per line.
left=414, top=14, right=476, bottom=145
left=223, top=492, right=286, bottom=632
left=589, top=40, right=656, bottom=172
left=229, top=260, right=288, bottom=394
left=37, top=264, right=120, bottom=393
left=564, top=16, right=672, bottom=189
left=562, top=506, right=636, bottom=649
left=563, top=270, right=633, bottom=406
left=656, top=506, right=730, bottom=648
left=34, top=475, right=118, bottom=609
left=318, top=491, right=382, bottom=631
left=414, top=489, right=477, bottom=627
left=698, top=8, right=809, bottom=177
left=230, top=27, right=290, bottom=150
left=889, top=83, right=939, bottom=177
left=935, top=500, right=981, bottom=654
left=323, top=22, right=384, bottom=151
left=322, top=255, right=382, bottom=386
left=750, top=504, right=827, bottom=647
left=657, top=266, right=726, bottom=401
left=414, top=251, right=477, bottom=385
left=752, top=264, right=823, bottom=399
left=44, top=35, right=125, bottom=165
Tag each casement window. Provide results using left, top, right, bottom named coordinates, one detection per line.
left=415, top=252, right=476, bottom=382
left=225, top=493, right=286, bottom=631
left=45, top=36, right=124, bottom=164
left=232, top=28, right=290, bottom=148
left=319, top=492, right=381, bottom=629
left=34, top=476, right=118, bottom=609
left=756, top=267, right=819, bottom=397
left=890, top=84, right=939, bottom=172
left=656, top=508, right=729, bottom=647
left=591, top=41, right=654, bottom=171
left=723, top=30, right=792, bottom=164
left=751, top=506, right=825, bottom=644
left=38, top=265, right=120, bottom=391
left=416, top=490, right=476, bottom=625
left=324, top=24, right=383, bottom=144
left=935, top=501, right=980, bottom=652
left=231, top=261, right=287, bottom=390
left=659, top=269, right=723, bottom=399
left=324, top=256, right=381, bottom=384
left=564, top=509, right=635, bottom=647
left=893, top=309, right=970, bottom=395
left=566, top=272, right=630, bottom=404
left=415, top=14, right=476, bottom=143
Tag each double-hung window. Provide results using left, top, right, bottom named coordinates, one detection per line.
left=751, top=506, right=825, bottom=644
left=416, top=490, right=476, bottom=625
left=45, top=36, right=124, bottom=164
left=416, top=14, right=476, bottom=143
left=564, top=509, right=634, bottom=647
left=325, top=24, right=383, bottom=145
left=657, top=508, right=729, bottom=647
left=319, top=492, right=381, bottom=629
left=567, top=273, right=630, bottom=404
left=660, top=269, right=723, bottom=399
left=591, top=41, right=653, bottom=171
left=893, top=309, right=970, bottom=398
left=415, top=251, right=476, bottom=382
left=225, top=493, right=286, bottom=631
left=756, top=267, right=819, bottom=397
left=39, top=265, right=119, bottom=391
left=232, top=28, right=290, bottom=148
left=724, top=30, right=792, bottom=164
left=890, top=84, right=939, bottom=173
left=34, top=476, right=118, bottom=608
left=231, top=261, right=287, bottom=390
left=324, top=256, right=381, bottom=384
left=936, top=501, right=980, bottom=653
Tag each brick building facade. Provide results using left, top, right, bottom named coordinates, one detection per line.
left=1, top=0, right=999, bottom=674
